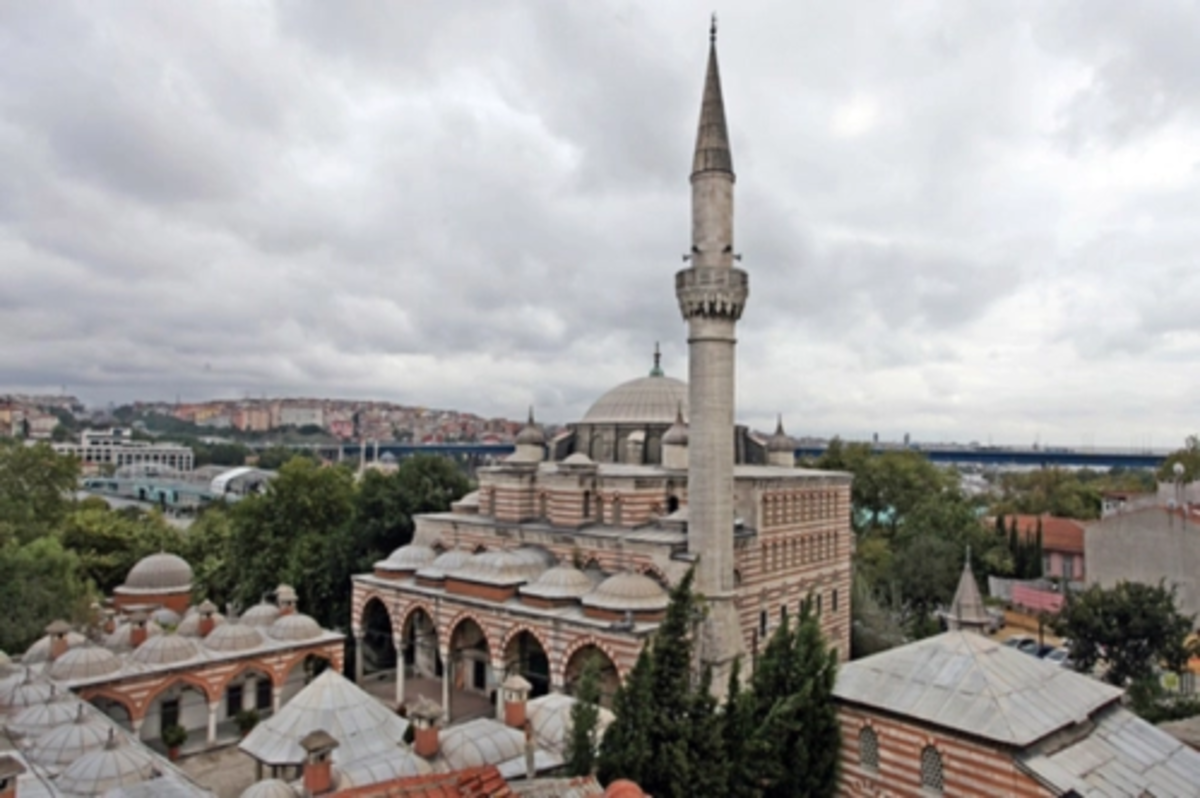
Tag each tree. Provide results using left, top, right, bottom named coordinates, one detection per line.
left=254, top=446, right=316, bottom=471
left=58, top=505, right=180, bottom=594
left=721, top=659, right=761, bottom=798
left=565, top=653, right=602, bottom=776
left=1158, top=435, right=1200, bottom=483
left=178, top=506, right=236, bottom=608
left=597, top=647, right=655, bottom=785
left=0, top=440, right=79, bottom=546
left=1052, top=580, right=1196, bottom=687
left=686, top=666, right=728, bottom=797
left=0, top=536, right=92, bottom=652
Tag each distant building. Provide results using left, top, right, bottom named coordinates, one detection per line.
left=1086, top=506, right=1200, bottom=620
left=1006, top=514, right=1087, bottom=582
left=278, top=406, right=324, bottom=429
left=52, top=427, right=195, bottom=471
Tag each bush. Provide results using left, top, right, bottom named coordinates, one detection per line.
left=161, top=724, right=188, bottom=748
left=236, top=709, right=260, bottom=734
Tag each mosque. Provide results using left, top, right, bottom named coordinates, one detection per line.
left=350, top=24, right=853, bottom=711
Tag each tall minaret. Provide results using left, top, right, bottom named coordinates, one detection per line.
left=676, top=17, right=748, bottom=686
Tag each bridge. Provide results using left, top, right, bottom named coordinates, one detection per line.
left=319, top=442, right=1166, bottom=470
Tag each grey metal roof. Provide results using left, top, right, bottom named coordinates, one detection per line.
left=435, top=718, right=526, bottom=772
left=581, top=374, right=688, bottom=425
left=1020, top=705, right=1200, bottom=797
left=833, top=631, right=1122, bottom=747
left=239, top=669, right=410, bottom=767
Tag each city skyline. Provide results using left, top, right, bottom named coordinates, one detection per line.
left=4, top=2, right=1200, bottom=448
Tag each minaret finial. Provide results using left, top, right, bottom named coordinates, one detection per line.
left=710, top=13, right=717, bottom=44
left=650, top=342, right=664, bottom=377
left=528, top=406, right=535, bottom=424
left=775, top=414, right=784, bottom=435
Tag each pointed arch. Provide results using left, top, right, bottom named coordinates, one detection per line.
left=354, top=592, right=396, bottom=634
left=142, top=673, right=217, bottom=707
left=80, top=688, right=139, bottom=721
left=557, top=635, right=626, bottom=683
left=445, top=610, right=498, bottom=655
left=214, top=661, right=280, bottom=697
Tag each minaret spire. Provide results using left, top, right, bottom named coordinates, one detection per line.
left=693, top=19, right=733, bottom=178
left=650, top=342, right=664, bottom=377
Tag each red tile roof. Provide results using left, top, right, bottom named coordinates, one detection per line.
left=1009, top=514, right=1085, bottom=554
left=332, top=765, right=514, bottom=798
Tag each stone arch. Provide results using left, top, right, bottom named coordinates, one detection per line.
left=143, top=673, right=217, bottom=707
left=214, top=660, right=281, bottom=697
left=401, top=604, right=441, bottom=679
left=397, top=601, right=438, bottom=637
left=215, top=662, right=278, bottom=719
left=446, top=613, right=493, bottom=695
left=501, top=625, right=552, bottom=698
left=635, top=563, right=669, bottom=589
left=82, top=688, right=138, bottom=724
left=359, top=596, right=397, bottom=675
left=353, top=592, right=395, bottom=633
left=445, top=610, right=498, bottom=656
left=561, top=639, right=622, bottom=708
left=558, top=636, right=625, bottom=683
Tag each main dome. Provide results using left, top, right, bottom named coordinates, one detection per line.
left=582, top=375, right=688, bottom=425
left=123, top=552, right=193, bottom=591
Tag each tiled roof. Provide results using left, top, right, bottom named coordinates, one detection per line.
left=332, top=764, right=513, bottom=797
left=1010, top=514, right=1086, bottom=554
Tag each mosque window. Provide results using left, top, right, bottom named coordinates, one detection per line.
left=612, top=499, right=623, bottom=527
left=832, top=589, right=839, bottom=612
left=759, top=610, right=768, bottom=637
left=667, top=494, right=680, bottom=513
left=780, top=605, right=788, bottom=625
left=583, top=491, right=591, bottom=519
left=859, top=726, right=880, bottom=772
left=920, top=745, right=944, bottom=793
left=816, top=593, right=823, bottom=616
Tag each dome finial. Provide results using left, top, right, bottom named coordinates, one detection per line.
left=650, top=342, right=664, bottom=377
left=710, top=12, right=717, bottom=44
left=528, top=405, right=535, bottom=425
left=774, top=413, right=785, bottom=435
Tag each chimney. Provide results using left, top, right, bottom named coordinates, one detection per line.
left=128, top=611, right=149, bottom=649
left=102, top=609, right=117, bottom=636
left=502, top=674, right=532, bottom=730
left=196, top=600, right=217, bottom=638
left=299, top=730, right=339, bottom=796
left=45, top=620, right=71, bottom=662
left=0, top=754, right=25, bottom=798
left=408, top=695, right=443, bottom=759
left=275, top=585, right=298, bottom=616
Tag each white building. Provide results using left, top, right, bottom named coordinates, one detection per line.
left=52, top=428, right=195, bottom=471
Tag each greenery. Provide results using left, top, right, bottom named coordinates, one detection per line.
left=1158, top=435, right=1200, bottom=483
left=997, top=515, right=1044, bottom=580
left=564, top=653, right=602, bottom=776
left=161, top=723, right=188, bottom=749
left=235, top=709, right=260, bottom=734
left=990, top=467, right=1152, bottom=520
left=1052, top=580, right=1196, bottom=688
left=597, top=571, right=840, bottom=797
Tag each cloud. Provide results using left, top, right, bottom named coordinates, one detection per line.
left=3, top=1, right=1200, bottom=446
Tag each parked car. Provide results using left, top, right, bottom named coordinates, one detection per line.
left=1045, top=647, right=1074, bottom=668
left=1004, top=635, right=1036, bottom=653
left=985, top=607, right=1006, bottom=633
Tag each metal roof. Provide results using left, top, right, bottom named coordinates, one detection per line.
left=1020, top=705, right=1200, bottom=797
left=833, top=631, right=1122, bottom=747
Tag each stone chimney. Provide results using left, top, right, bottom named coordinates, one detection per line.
left=276, top=585, right=298, bottom=616
left=0, top=754, right=26, bottom=798
left=502, top=673, right=532, bottom=730
left=45, top=620, right=71, bottom=662
left=300, top=730, right=339, bottom=796
left=128, top=611, right=149, bottom=649
left=408, top=695, right=443, bottom=759
left=102, top=609, right=117, bottom=636
left=196, top=600, right=218, bottom=638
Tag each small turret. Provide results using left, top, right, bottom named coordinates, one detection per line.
left=766, top=415, right=795, bottom=468
left=512, top=408, right=546, bottom=463
left=946, top=548, right=990, bottom=634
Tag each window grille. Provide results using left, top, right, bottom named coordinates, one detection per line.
left=859, top=727, right=879, bottom=771
left=920, top=745, right=944, bottom=793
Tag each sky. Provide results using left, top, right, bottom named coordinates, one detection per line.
left=3, top=1, right=1200, bottom=448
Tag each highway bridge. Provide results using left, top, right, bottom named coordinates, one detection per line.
left=319, top=442, right=1166, bottom=470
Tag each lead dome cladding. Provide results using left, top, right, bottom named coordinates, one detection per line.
left=240, top=780, right=299, bottom=798
left=23, top=630, right=87, bottom=664
left=268, top=613, right=322, bottom=642
left=205, top=622, right=265, bottom=653
left=582, top=571, right=670, bottom=612
left=49, top=646, right=122, bottom=681
left=581, top=374, right=689, bottom=424
left=123, top=552, right=193, bottom=590
left=130, top=634, right=201, bottom=666
left=27, top=706, right=114, bottom=770
left=240, top=603, right=281, bottom=628
left=56, top=731, right=159, bottom=795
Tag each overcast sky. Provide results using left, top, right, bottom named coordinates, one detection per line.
left=4, top=1, right=1200, bottom=447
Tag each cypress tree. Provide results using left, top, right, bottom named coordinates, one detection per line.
left=722, top=658, right=761, bottom=798
left=1035, top=517, right=1045, bottom=579
left=644, top=568, right=699, bottom=798
left=565, top=653, right=602, bottom=776
left=597, top=646, right=654, bottom=785
left=994, top=513, right=1006, bottom=538
left=686, top=666, right=728, bottom=797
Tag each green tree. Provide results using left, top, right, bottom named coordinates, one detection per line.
left=58, top=505, right=180, bottom=593
left=597, top=647, right=654, bottom=785
left=1158, top=435, right=1200, bottom=483
left=721, top=659, right=761, bottom=798
left=0, top=440, right=79, bottom=546
left=686, top=666, right=728, bottom=797
left=254, top=446, right=316, bottom=471
left=565, top=654, right=602, bottom=776
left=0, top=536, right=92, bottom=651
left=178, top=506, right=236, bottom=608
left=1052, top=580, right=1196, bottom=687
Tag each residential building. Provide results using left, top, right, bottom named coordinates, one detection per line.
left=52, top=427, right=195, bottom=472
left=1086, top=506, right=1200, bottom=620
left=1007, top=514, right=1087, bottom=582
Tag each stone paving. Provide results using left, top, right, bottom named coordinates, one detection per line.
left=178, top=743, right=258, bottom=798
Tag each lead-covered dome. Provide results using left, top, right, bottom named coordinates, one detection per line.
left=520, top=565, right=599, bottom=601
left=177, top=610, right=224, bottom=637
left=416, top=548, right=473, bottom=580
left=49, top=646, right=122, bottom=681
left=240, top=603, right=280, bottom=628
left=56, top=730, right=158, bottom=795
left=205, top=622, right=264, bottom=654
left=582, top=375, right=688, bottom=425
left=5, top=691, right=80, bottom=737
left=130, top=634, right=201, bottom=666
left=375, top=543, right=436, bottom=574
left=240, top=780, right=299, bottom=798
left=24, top=630, right=88, bottom=664
left=26, top=705, right=113, bottom=769
left=123, top=552, right=193, bottom=591
left=582, top=572, right=670, bottom=613
left=455, top=549, right=547, bottom=586
left=268, top=613, right=322, bottom=642
left=104, top=621, right=163, bottom=652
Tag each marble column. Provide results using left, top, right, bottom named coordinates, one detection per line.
left=492, top=660, right=507, bottom=720
left=393, top=636, right=406, bottom=706
left=206, top=701, right=219, bottom=745
left=272, top=687, right=282, bottom=714
left=353, top=633, right=365, bottom=684
left=440, top=647, right=451, bottom=723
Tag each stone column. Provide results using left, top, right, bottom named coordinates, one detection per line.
left=207, top=701, right=219, bottom=745
left=353, top=632, right=365, bottom=684
left=131, top=717, right=144, bottom=737
left=272, top=687, right=282, bottom=714
left=492, top=660, right=506, bottom=721
left=393, top=636, right=406, bottom=706
left=440, top=648, right=451, bottom=723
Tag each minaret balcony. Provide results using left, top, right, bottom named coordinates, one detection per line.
left=676, top=266, right=749, bottom=321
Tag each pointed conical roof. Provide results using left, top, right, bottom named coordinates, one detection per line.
left=948, top=550, right=990, bottom=632
left=693, top=20, right=733, bottom=176
left=767, top=415, right=794, bottom=453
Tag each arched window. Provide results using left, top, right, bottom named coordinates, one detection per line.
left=921, top=745, right=944, bottom=793
left=832, top=588, right=839, bottom=613
left=582, top=491, right=591, bottom=519
left=859, top=726, right=879, bottom=772
left=759, top=610, right=768, bottom=637
left=667, top=494, right=680, bottom=513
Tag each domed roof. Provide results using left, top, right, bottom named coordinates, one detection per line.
left=0, top=671, right=55, bottom=709
left=24, top=630, right=88, bottom=663
left=375, top=543, right=437, bottom=573
left=663, top=405, right=689, bottom=446
left=56, top=730, right=158, bottom=795
left=416, top=548, right=473, bottom=579
left=511, top=546, right=557, bottom=568
left=582, top=571, right=670, bottom=612
left=240, top=603, right=280, bottom=628
left=515, top=409, right=546, bottom=446
left=205, top=622, right=265, bottom=653
left=455, top=549, right=547, bottom=586
left=177, top=610, right=224, bottom=637
left=49, top=646, right=122, bottom=681
left=520, top=565, right=600, bottom=601
left=240, top=780, right=298, bottom=798
left=122, top=552, right=193, bottom=591
left=130, top=634, right=201, bottom=666
left=104, top=621, right=163, bottom=651
left=5, top=690, right=81, bottom=737
left=268, top=613, right=322, bottom=642
left=582, top=374, right=688, bottom=425
left=149, top=607, right=182, bottom=627
left=27, top=705, right=113, bottom=769
left=334, top=749, right=431, bottom=790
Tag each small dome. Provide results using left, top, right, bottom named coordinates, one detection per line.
left=27, top=706, right=113, bottom=769
left=240, top=780, right=298, bottom=798
left=334, top=750, right=431, bottom=790
left=582, top=374, right=688, bottom=425
left=50, top=646, right=123, bottom=681
left=104, top=621, right=163, bottom=652
left=663, top=406, right=689, bottom=446
left=511, top=546, right=557, bottom=568
left=56, top=731, right=158, bottom=795
left=177, top=611, right=224, bottom=637
left=0, top=671, right=55, bottom=709
left=515, top=409, right=546, bottom=446
left=240, top=603, right=280, bottom=628
left=23, top=630, right=88, bottom=663
left=130, top=634, right=201, bottom=666
left=268, top=613, right=323, bottom=642
left=205, top=623, right=265, bottom=653
left=416, top=548, right=473, bottom=579
left=560, top=452, right=595, bottom=467
left=150, top=608, right=182, bottom=627
left=375, top=543, right=437, bottom=573
left=520, top=565, right=600, bottom=601
left=583, top=572, right=669, bottom=613
left=123, top=552, right=193, bottom=591
left=6, top=692, right=82, bottom=737
left=767, top=416, right=794, bottom=453
left=455, top=549, right=546, bottom=586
